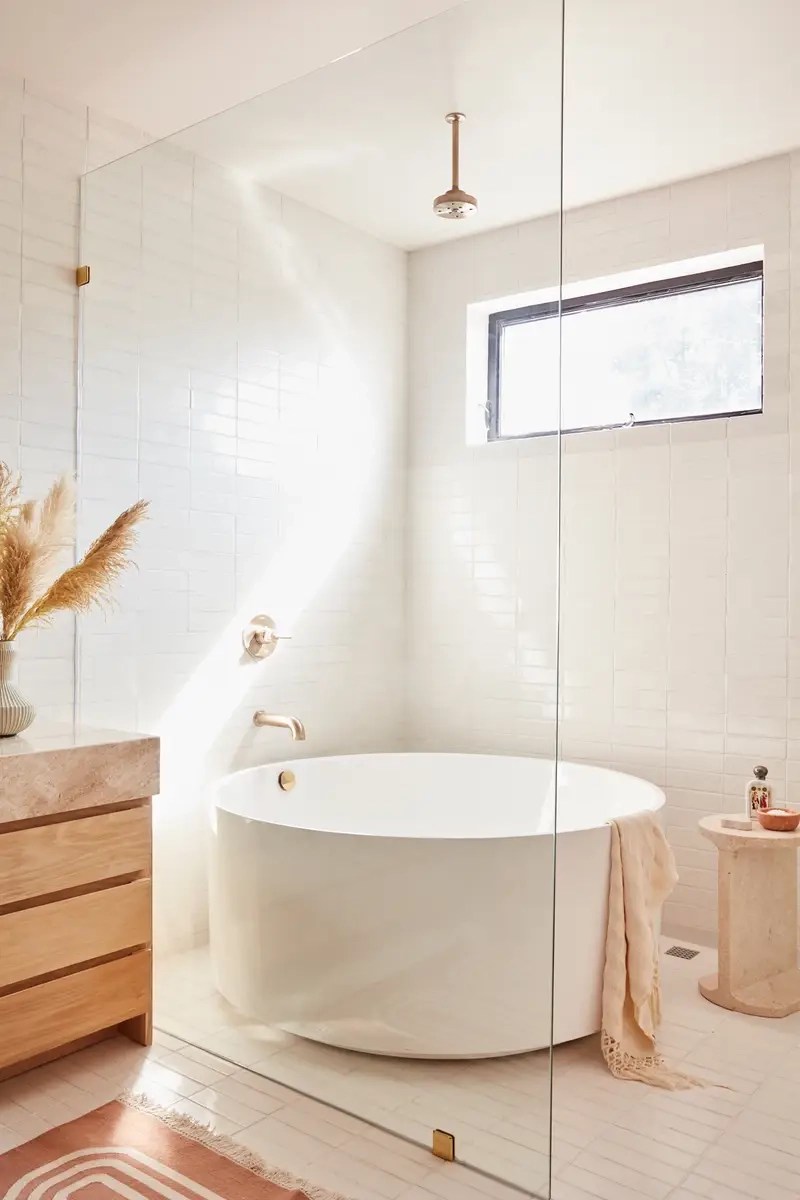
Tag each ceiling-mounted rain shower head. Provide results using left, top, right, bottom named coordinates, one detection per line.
left=433, top=112, right=477, bottom=219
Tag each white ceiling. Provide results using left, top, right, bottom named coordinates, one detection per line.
left=0, top=0, right=459, bottom=136
left=176, top=0, right=563, bottom=248
left=3, top=0, right=799, bottom=250
left=174, top=0, right=800, bottom=249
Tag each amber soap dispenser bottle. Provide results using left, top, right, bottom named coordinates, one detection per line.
left=746, top=765, right=772, bottom=820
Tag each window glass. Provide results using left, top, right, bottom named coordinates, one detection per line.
left=491, top=265, right=763, bottom=439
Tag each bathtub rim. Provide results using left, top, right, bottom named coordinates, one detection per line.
left=212, top=752, right=666, bottom=841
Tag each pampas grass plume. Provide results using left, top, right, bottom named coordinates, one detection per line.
left=0, top=465, right=147, bottom=641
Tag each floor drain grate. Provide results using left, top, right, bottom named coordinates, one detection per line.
left=666, top=945, right=699, bottom=960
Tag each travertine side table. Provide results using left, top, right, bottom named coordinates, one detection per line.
left=698, top=814, right=800, bottom=1017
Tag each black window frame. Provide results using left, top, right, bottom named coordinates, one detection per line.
left=486, top=260, right=764, bottom=441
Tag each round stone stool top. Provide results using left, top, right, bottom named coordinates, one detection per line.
left=699, top=814, right=800, bottom=850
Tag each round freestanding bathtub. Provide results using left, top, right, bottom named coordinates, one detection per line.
left=209, top=754, right=664, bottom=1059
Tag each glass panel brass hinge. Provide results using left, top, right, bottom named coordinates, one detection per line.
left=75, top=265, right=91, bottom=287
left=432, top=1129, right=455, bottom=1162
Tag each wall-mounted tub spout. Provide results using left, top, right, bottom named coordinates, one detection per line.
left=253, top=712, right=306, bottom=740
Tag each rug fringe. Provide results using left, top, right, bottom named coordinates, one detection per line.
left=119, top=1090, right=352, bottom=1200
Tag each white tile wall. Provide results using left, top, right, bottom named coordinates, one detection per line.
left=77, top=139, right=408, bottom=954
left=3, top=59, right=797, bottom=950
left=407, top=154, right=796, bottom=941
left=0, top=72, right=150, bottom=724
left=0, top=67, right=406, bottom=956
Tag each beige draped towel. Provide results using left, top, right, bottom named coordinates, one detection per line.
left=601, top=810, right=700, bottom=1089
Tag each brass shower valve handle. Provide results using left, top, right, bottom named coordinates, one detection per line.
left=242, top=614, right=291, bottom=660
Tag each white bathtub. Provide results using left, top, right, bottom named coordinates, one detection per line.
left=209, top=753, right=664, bottom=1059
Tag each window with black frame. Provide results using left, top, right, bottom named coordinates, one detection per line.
left=486, top=260, right=764, bottom=440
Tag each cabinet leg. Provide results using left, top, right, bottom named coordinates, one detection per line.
left=120, top=1011, right=152, bottom=1047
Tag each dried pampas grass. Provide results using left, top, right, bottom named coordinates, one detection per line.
left=13, top=500, right=148, bottom=637
left=0, top=463, right=147, bottom=641
left=0, top=463, right=20, bottom=521
left=0, top=506, right=41, bottom=639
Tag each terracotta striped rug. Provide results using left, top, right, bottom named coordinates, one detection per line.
left=0, top=1093, right=349, bottom=1199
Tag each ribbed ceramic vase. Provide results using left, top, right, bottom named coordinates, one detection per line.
left=0, top=642, right=35, bottom=737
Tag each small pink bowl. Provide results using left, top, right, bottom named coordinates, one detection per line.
left=757, top=809, right=800, bottom=832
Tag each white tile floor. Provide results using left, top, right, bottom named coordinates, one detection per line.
left=3, top=943, right=800, bottom=1200
left=153, top=940, right=800, bottom=1200
left=0, top=1032, right=518, bottom=1200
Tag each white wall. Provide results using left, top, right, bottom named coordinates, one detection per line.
left=408, top=154, right=796, bottom=942
left=0, top=73, right=149, bottom=724
left=78, top=143, right=407, bottom=953
left=4, top=60, right=797, bottom=951
left=0, top=69, right=407, bottom=955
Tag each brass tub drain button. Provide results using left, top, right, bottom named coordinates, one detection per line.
left=278, top=769, right=296, bottom=791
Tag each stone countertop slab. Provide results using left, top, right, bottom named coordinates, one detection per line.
left=0, top=726, right=160, bottom=823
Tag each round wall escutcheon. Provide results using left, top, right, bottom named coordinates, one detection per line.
left=243, top=614, right=289, bottom=659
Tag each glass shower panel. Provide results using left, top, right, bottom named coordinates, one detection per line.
left=403, top=4, right=564, bottom=1194
left=556, top=3, right=800, bottom=1197
left=78, top=3, right=564, bottom=1194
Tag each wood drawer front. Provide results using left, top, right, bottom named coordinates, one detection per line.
left=0, top=878, right=151, bottom=989
left=0, top=950, right=151, bottom=1071
left=0, top=805, right=150, bottom=906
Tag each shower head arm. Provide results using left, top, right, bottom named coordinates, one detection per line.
left=446, top=112, right=465, bottom=190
